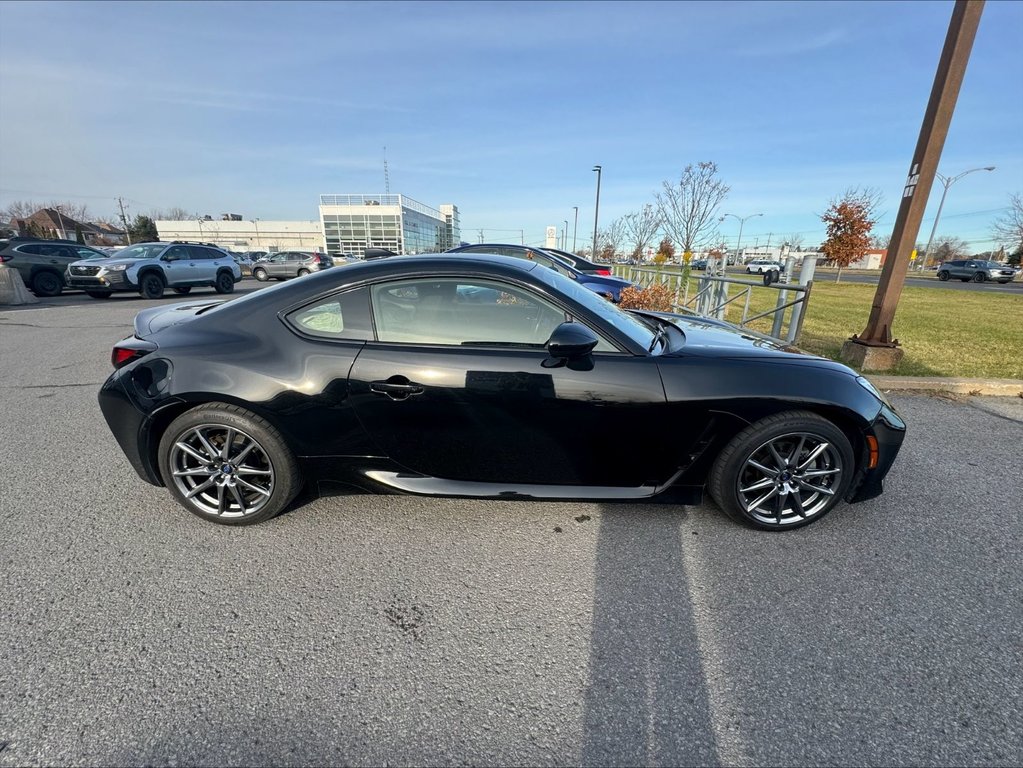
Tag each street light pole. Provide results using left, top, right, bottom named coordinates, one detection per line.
left=591, top=165, right=602, bottom=259
left=720, top=212, right=763, bottom=269
left=572, top=206, right=579, bottom=252
left=919, top=165, right=994, bottom=269
left=251, top=218, right=260, bottom=247
left=563, top=220, right=569, bottom=250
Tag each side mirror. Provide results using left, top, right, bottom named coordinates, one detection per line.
left=545, top=322, right=599, bottom=366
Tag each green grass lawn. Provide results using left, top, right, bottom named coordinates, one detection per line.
left=615, top=267, right=1023, bottom=379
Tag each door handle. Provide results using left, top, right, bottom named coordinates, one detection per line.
left=370, top=377, right=425, bottom=401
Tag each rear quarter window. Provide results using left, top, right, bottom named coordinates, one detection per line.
left=284, top=287, right=373, bottom=341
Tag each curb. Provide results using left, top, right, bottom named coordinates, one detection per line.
left=868, top=375, right=1023, bottom=398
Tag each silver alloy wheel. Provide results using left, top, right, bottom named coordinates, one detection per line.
left=736, top=431, right=843, bottom=526
left=168, top=423, right=275, bottom=518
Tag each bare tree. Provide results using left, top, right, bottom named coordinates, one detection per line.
left=597, top=217, right=628, bottom=262
left=869, top=232, right=892, bottom=249
left=779, top=232, right=807, bottom=252
left=621, top=203, right=662, bottom=260
left=47, top=200, right=90, bottom=222
left=150, top=206, right=192, bottom=221
left=655, top=162, right=729, bottom=262
left=3, top=200, right=39, bottom=220
left=991, top=192, right=1023, bottom=253
left=932, top=235, right=970, bottom=262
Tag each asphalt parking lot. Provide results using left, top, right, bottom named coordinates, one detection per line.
left=1, top=285, right=1021, bottom=767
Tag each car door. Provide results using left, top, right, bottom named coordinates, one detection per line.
left=266, top=253, right=288, bottom=278
left=160, top=245, right=193, bottom=284
left=347, top=275, right=674, bottom=488
left=187, top=246, right=218, bottom=283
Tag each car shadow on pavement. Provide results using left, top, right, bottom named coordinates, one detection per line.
left=581, top=504, right=720, bottom=766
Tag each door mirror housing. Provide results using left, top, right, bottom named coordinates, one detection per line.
left=546, top=322, right=599, bottom=362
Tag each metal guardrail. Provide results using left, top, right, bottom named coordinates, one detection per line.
left=614, top=257, right=818, bottom=344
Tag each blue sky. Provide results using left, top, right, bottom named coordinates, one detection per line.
left=1, top=0, right=1020, bottom=252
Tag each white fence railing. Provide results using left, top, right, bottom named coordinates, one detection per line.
left=614, top=258, right=818, bottom=344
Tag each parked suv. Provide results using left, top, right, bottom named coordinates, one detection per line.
left=745, top=259, right=783, bottom=274
left=936, top=259, right=1016, bottom=284
left=0, top=237, right=111, bottom=296
left=66, top=241, right=241, bottom=299
left=251, top=251, right=333, bottom=281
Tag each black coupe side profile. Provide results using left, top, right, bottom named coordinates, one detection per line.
left=100, top=255, right=905, bottom=531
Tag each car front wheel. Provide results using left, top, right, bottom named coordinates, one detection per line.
left=253, top=267, right=268, bottom=282
left=139, top=273, right=165, bottom=299
left=972, top=272, right=987, bottom=283
left=158, top=404, right=301, bottom=526
left=709, top=411, right=854, bottom=531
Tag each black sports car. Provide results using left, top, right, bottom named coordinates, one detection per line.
left=100, top=254, right=905, bottom=530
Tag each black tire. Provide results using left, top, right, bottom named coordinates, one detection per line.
left=937, top=271, right=949, bottom=281
left=31, top=271, right=63, bottom=297
left=214, top=271, right=235, bottom=294
left=708, top=411, right=855, bottom=531
left=253, top=267, right=268, bottom=282
left=157, top=404, right=301, bottom=526
left=139, top=272, right=165, bottom=299
left=173, top=287, right=192, bottom=295
left=972, top=272, right=986, bottom=283
left=86, top=290, right=113, bottom=299
left=297, top=268, right=310, bottom=276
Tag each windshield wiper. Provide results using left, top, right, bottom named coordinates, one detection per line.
left=647, top=324, right=667, bottom=353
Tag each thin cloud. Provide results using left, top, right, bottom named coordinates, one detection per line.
left=736, top=28, right=848, bottom=57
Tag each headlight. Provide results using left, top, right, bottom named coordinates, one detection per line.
left=103, top=264, right=128, bottom=272
left=856, top=375, right=890, bottom=406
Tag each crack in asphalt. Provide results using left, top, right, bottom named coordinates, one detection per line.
left=963, top=399, right=1023, bottom=424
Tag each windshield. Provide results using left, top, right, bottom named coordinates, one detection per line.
left=111, top=243, right=166, bottom=260
left=533, top=267, right=656, bottom=350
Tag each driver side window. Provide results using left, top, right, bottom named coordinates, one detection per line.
left=370, top=278, right=614, bottom=350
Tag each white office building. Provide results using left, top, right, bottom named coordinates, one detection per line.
left=155, top=219, right=323, bottom=252
left=319, top=194, right=460, bottom=257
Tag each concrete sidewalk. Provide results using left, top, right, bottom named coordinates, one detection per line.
left=869, top=375, right=1023, bottom=398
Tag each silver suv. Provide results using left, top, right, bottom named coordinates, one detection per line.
left=936, top=259, right=1016, bottom=284
left=66, top=242, right=242, bottom=299
left=251, top=251, right=333, bottom=281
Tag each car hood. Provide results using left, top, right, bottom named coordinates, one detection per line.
left=71, top=256, right=143, bottom=268
left=133, top=300, right=225, bottom=337
left=635, top=310, right=849, bottom=368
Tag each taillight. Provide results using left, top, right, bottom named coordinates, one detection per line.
left=111, top=338, right=157, bottom=369
left=597, top=268, right=611, bottom=276
left=0, top=254, right=12, bottom=263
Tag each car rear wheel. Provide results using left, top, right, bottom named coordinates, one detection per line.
left=937, top=271, right=949, bottom=281
left=709, top=411, right=854, bottom=531
left=214, top=271, right=235, bottom=294
left=253, top=267, right=268, bottom=282
left=32, top=271, right=63, bottom=297
left=972, top=272, right=986, bottom=283
left=86, top=290, right=112, bottom=299
left=158, top=404, right=301, bottom=526
left=173, top=287, right=192, bottom=295
left=139, top=273, right=165, bottom=299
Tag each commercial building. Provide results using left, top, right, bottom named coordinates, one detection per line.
left=154, top=219, right=322, bottom=252
left=319, top=194, right=460, bottom=257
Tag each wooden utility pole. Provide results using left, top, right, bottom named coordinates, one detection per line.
left=842, top=0, right=985, bottom=371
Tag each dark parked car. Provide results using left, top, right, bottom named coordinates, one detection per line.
left=446, top=243, right=634, bottom=301
left=0, top=237, right=110, bottom=296
left=542, top=247, right=613, bottom=276
left=100, top=254, right=905, bottom=531
left=252, top=251, right=333, bottom=281
left=936, top=259, right=1016, bottom=283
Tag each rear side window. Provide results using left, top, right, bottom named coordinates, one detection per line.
left=18, top=243, right=60, bottom=256
left=285, top=287, right=373, bottom=341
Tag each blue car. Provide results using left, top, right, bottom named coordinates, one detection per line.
left=445, top=243, right=635, bottom=301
